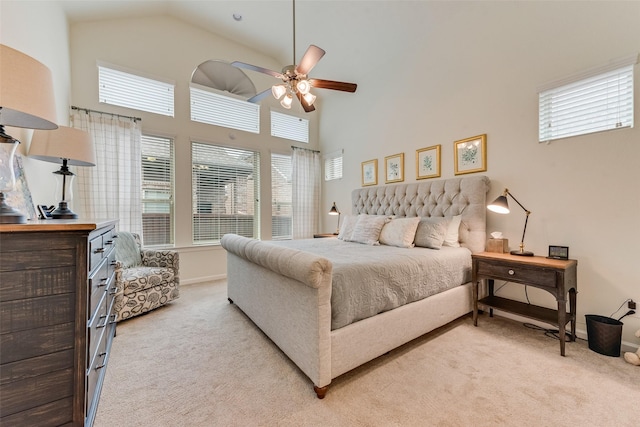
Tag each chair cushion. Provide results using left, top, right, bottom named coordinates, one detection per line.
left=116, top=232, right=142, bottom=268
left=121, top=266, right=175, bottom=296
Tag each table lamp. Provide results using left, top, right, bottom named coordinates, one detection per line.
left=487, top=188, right=534, bottom=256
left=328, top=202, right=341, bottom=234
left=29, top=126, right=96, bottom=219
left=0, top=44, right=58, bottom=223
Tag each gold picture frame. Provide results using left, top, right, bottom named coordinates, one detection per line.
left=385, top=153, right=404, bottom=183
left=454, top=134, right=487, bottom=175
left=416, top=145, right=441, bottom=180
left=361, top=159, right=378, bottom=186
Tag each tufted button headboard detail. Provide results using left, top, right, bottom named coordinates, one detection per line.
left=351, top=175, right=490, bottom=253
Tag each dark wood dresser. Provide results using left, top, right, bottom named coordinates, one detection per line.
left=0, top=219, right=118, bottom=426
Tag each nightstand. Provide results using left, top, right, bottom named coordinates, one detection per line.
left=471, top=252, right=578, bottom=356
left=313, top=233, right=338, bottom=238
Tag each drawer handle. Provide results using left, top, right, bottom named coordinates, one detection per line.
left=508, top=269, right=515, bottom=276
left=94, top=247, right=105, bottom=254
left=97, top=315, right=108, bottom=329
left=108, top=314, right=117, bottom=324
left=98, top=278, right=108, bottom=287
left=105, top=240, right=114, bottom=245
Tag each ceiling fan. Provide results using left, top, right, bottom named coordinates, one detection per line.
left=231, top=0, right=357, bottom=113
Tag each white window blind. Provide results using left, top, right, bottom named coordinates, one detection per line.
left=539, top=56, right=636, bottom=142
left=98, top=63, right=175, bottom=117
left=190, top=84, right=260, bottom=134
left=324, top=149, right=343, bottom=181
left=271, top=110, right=309, bottom=143
left=141, top=135, right=174, bottom=246
left=191, top=142, right=260, bottom=244
left=271, top=153, right=292, bottom=240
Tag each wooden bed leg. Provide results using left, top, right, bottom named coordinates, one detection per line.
left=313, top=385, right=329, bottom=399
left=228, top=298, right=233, bottom=304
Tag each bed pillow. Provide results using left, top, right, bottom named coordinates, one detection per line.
left=337, top=214, right=359, bottom=240
left=379, top=217, right=421, bottom=248
left=414, top=217, right=450, bottom=249
left=443, top=215, right=462, bottom=247
left=348, top=214, right=390, bottom=245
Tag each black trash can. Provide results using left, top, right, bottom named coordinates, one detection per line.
left=585, top=314, right=623, bottom=357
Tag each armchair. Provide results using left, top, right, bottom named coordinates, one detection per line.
left=113, top=232, right=180, bottom=322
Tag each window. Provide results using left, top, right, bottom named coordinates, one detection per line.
left=141, top=135, right=174, bottom=246
left=271, top=153, right=292, bottom=240
left=271, top=110, right=309, bottom=143
left=190, top=83, right=260, bottom=133
left=98, top=62, right=175, bottom=117
left=191, top=142, right=260, bottom=244
left=324, top=149, right=343, bottom=181
left=539, top=55, right=636, bottom=142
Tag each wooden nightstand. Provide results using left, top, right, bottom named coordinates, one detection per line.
left=313, top=233, right=338, bottom=238
left=471, top=252, right=578, bottom=356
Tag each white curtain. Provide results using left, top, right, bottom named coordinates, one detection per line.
left=291, top=147, right=321, bottom=239
left=72, top=110, right=142, bottom=235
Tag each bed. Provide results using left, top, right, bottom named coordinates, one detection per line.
left=221, top=175, right=490, bottom=398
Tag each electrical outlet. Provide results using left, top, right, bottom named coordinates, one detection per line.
left=629, top=299, right=637, bottom=310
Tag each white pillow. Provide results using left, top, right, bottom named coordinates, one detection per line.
left=443, top=215, right=462, bottom=247
left=379, top=217, right=420, bottom=248
left=337, top=215, right=358, bottom=240
left=414, top=217, right=450, bottom=249
left=348, top=215, right=390, bottom=245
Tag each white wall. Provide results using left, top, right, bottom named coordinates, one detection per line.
left=0, top=0, right=71, bottom=207
left=319, top=1, right=640, bottom=344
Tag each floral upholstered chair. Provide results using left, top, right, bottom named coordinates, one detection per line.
left=113, top=232, right=179, bottom=322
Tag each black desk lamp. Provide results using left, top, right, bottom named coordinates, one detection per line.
left=328, top=202, right=341, bottom=235
left=487, top=188, right=534, bottom=256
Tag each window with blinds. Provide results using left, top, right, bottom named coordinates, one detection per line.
left=539, top=56, right=636, bottom=142
left=190, top=84, right=260, bottom=134
left=98, top=63, right=175, bottom=117
left=271, top=153, right=292, bottom=240
left=141, top=135, right=174, bottom=246
left=192, top=142, right=260, bottom=244
left=324, top=149, right=343, bottom=181
left=271, top=110, right=309, bottom=143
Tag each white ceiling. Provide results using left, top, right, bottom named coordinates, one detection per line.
left=58, top=0, right=374, bottom=72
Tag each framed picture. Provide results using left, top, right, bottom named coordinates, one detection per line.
left=361, top=159, right=378, bottom=186
left=385, top=153, right=404, bottom=183
left=416, top=145, right=441, bottom=180
left=454, top=134, right=487, bottom=175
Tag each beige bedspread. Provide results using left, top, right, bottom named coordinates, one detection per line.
left=272, top=239, right=472, bottom=330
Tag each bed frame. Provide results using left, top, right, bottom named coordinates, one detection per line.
left=221, top=175, right=490, bottom=398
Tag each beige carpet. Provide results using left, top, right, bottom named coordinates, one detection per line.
left=95, top=281, right=638, bottom=427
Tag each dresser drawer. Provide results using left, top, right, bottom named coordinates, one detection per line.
left=87, top=293, right=108, bottom=366
left=89, top=235, right=105, bottom=272
left=88, top=260, right=109, bottom=319
left=477, top=260, right=557, bottom=288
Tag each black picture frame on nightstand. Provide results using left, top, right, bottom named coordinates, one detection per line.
left=548, top=245, right=569, bottom=260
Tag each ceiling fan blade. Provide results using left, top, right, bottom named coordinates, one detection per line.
left=296, top=91, right=316, bottom=113
left=296, top=45, right=326, bottom=75
left=247, top=89, right=272, bottom=104
left=309, top=78, right=357, bottom=93
left=231, top=61, right=283, bottom=79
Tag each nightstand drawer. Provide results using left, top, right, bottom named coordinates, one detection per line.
left=477, top=261, right=556, bottom=288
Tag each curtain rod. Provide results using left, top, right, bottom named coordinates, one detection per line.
left=71, top=106, right=142, bottom=122
left=291, top=145, right=320, bottom=153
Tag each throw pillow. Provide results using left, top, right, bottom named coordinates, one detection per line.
left=115, top=232, right=142, bottom=268
left=348, top=215, right=390, bottom=245
left=337, top=214, right=359, bottom=240
left=443, top=215, right=462, bottom=247
left=379, top=217, right=421, bottom=248
left=414, top=217, right=450, bottom=249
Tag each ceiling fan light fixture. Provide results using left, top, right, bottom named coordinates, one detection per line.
left=296, top=79, right=311, bottom=95
left=303, top=92, right=316, bottom=106
left=281, top=93, right=293, bottom=109
left=272, top=84, right=287, bottom=100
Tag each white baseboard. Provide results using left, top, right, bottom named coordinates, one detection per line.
left=181, top=274, right=226, bottom=286
left=487, top=310, right=639, bottom=353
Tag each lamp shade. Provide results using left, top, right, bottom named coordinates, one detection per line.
left=329, top=202, right=340, bottom=215
left=29, top=126, right=96, bottom=166
left=487, top=195, right=509, bottom=214
left=0, top=44, right=57, bottom=130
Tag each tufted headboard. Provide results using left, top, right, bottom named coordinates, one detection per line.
left=351, top=175, right=490, bottom=253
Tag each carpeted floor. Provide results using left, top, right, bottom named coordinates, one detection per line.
left=94, top=280, right=638, bottom=427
